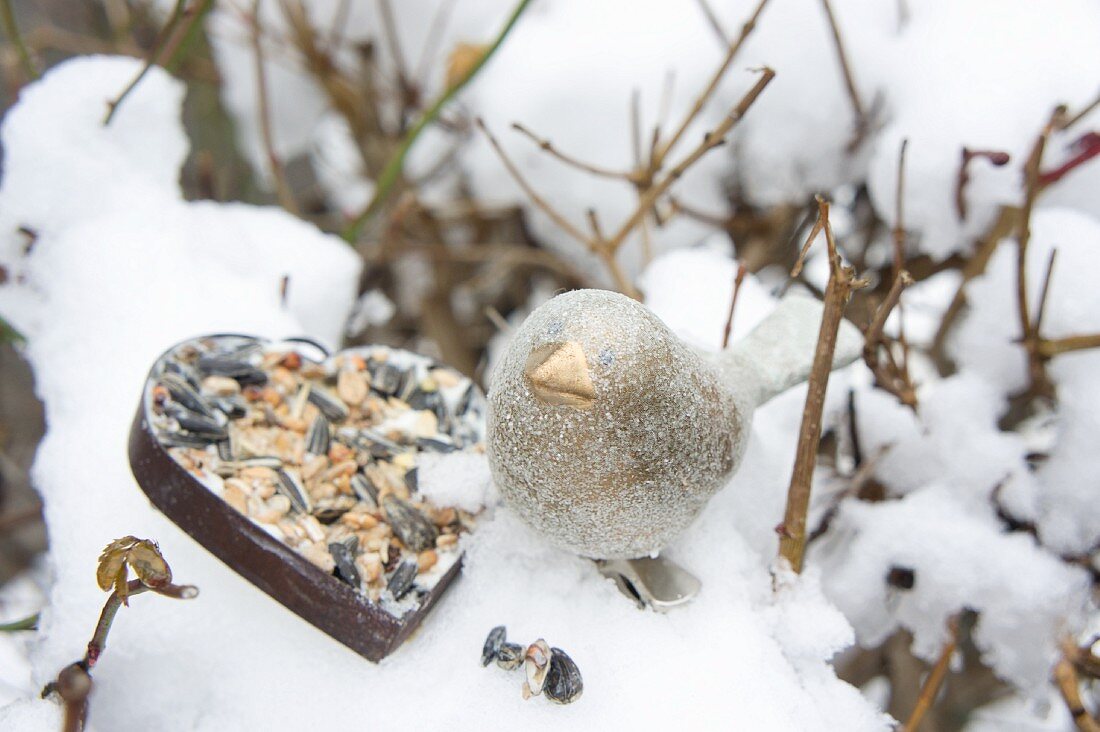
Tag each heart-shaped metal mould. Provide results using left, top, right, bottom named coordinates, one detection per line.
left=128, top=334, right=486, bottom=661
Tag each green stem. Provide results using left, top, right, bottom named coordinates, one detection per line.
left=0, top=0, right=38, bottom=81
left=0, top=314, right=25, bottom=345
left=342, top=0, right=535, bottom=242
left=0, top=612, right=38, bottom=631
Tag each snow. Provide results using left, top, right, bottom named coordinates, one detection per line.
left=951, top=207, right=1100, bottom=555
left=815, top=486, right=1088, bottom=691
left=0, top=56, right=890, bottom=730
left=418, top=451, right=496, bottom=514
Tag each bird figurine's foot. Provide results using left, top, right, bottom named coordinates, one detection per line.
left=596, top=556, right=701, bottom=611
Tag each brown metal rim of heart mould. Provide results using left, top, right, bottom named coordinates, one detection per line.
left=128, top=333, right=486, bottom=661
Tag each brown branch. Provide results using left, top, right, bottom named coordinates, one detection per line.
left=103, top=0, right=215, bottom=125
left=511, top=122, right=632, bottom=180
left=249, top=0, right=300, bottom=215
left=1033, top=247, right=1058, bottom=335
left=1038, top=333, right=1100, bottom=358
left=1055, top=639, right=1100, bottom=732
left=651, top=0, right=771, bottom=169
left=893, top=138, right=909, bottom=276
left=475, top=118, right=590, bottom=245
left=694, top=0, right=730, bottom=46
left=604, top=67, right=775, bottom=254
left=481, top=70, right=773, bottom=301
left=818, top=0, right=869, bottom=152
left=954, top=147, right=1011, bottom=221
left=721, top=261, right=748, bottom=348
left=668, top=196, right=731, bottom=230
left=864, top=270, right=917, bottom=408
left=413, top=0, right=456, bottom=83
left=1016, top=108, right=1064, bottom=400
left=930, top=206, right=1018, bottom=365
left=376, top=0, right=415, bottom=113
left=778, top=196, right=867, bottom=573
left=1063, top=89, right=1100, bottom=130
left=903, top=616, right=959, bottom=732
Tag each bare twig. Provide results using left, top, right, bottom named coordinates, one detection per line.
left=476, top=119, right=590, bottom=245
left=630, top=89, right=643, bottom=169
left=1037, top=333, right=1100, bottom=358
left=930, top=206, right=1018, bottom=364
left=694, top=0, right=730, bottom=46
left=511, top=122, right=632, bottom=180
left=954, top=147, right=1011, bottom=221
left=0, top=0, right=39, bottom=81
left=818, top=0, right=869, bottom=151
left=343, top=0, right=535, bottom=242
left=1055, top=639, right=1100, bottom=732
left=651, top=0, right=770, bottom=169
left=864, top=270, right=917, bottom=408
left=1033, top=248, right=1058, bottom=335
left=605, top=68, right=775, bottom=254
left=249, top=0, right=299, bottom=215
left=414, top=0, right=457, bottom=83
left=893, top=138, right=909, bottom=276
left=376, top=0, right=414, bottom=111
left=903, top=616, right=960, bottom=732
left=778, top=196, right=867, bottom=573
left=1016, top=108, right=1064, bottom=400
left=721, top=261, right=748, bottom=348
left=1062, top=89, right=1100, bottom=130
left=482, top=69, right=773, bottom=300
left=104, top=0, right=214, bottom=125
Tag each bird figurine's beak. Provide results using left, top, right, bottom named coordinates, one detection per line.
left=523, top=341, right=596, bottom=409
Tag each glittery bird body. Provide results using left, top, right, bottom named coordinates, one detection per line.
left=487, top=289, right=861, bottom=559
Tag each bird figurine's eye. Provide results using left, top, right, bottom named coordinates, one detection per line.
left=545, top=322, right=563, bottom=338
left=598, top=348, right=615, bottom=367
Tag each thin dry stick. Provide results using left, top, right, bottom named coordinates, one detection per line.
left=1038, top=333, right=1100, bottom=358
left=893, top=138, right=909, bottom=277
left=413, top=0, right=456, bottom=83
left=818, top=0, right=868, bottom=151
left=865, top=270, right=914, bottom=361
left=1055, top=640, right=1100, bottom=732
left=778, top=197, right=867, bottom=573
left=864, top=269, right=917, bottom=408
left=249, top=0, right=299, bottom=215
left=1016, top=109, right=1063, bottom=398
left=1062, top=88, right=1100, bottom=130
left=604, top=68, right=775, bottom=253
left=376, top=0, right=413, bottom=99
left=694, top=0, right=730, bottom=46
left=652, top=0, right=771, bottom=169
left=954, top=148, right=1011, bottom=221
left=903, top=617, right=959, bottom=732
left=1033, top=248, right=1058, bottom=335
left=511, top=122, right=632, bottom=180
left=721, top=261, right=748, bottom=348
left=476, top=118, right=590, bottom=246
left=103, top=0, right=214, bottom=124
left=930, top=206, right=1018, bottom=361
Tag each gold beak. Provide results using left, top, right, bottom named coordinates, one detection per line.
left=524, top=341, right=596, bottom=409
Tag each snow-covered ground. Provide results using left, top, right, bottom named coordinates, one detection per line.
left=1, top=0, right=1098, bottom=727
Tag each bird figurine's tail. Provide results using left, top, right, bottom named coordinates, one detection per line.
left=712, top=293, right=864, bottom=409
